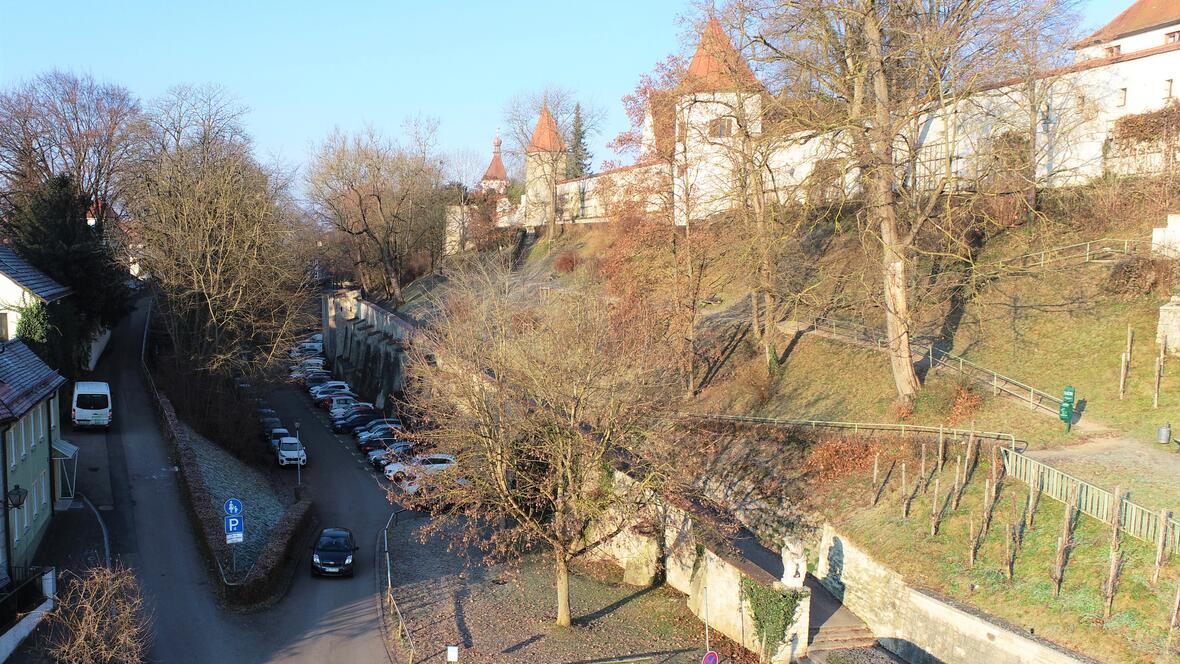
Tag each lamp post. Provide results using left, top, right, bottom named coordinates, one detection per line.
left=4, top=485, right=27, bottom=511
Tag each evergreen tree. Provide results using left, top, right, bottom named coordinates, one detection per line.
left=5, top=175, right=133, bottom=373
left=566, top=103, right=592, bottom=179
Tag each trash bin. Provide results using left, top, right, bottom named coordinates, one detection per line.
left=1158, top=423, right=1172, bottom=445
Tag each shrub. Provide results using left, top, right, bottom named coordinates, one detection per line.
left=1105, top=255, right=1177, bottom=297
left=947, top=384, right=983, bottom=426
left=554, top=250, right=583, bottom=273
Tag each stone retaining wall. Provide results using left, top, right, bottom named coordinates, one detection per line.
left=816, top=524, right=1093, bottom=664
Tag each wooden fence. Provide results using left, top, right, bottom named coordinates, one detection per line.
left=1001, top=447, right=1179, bottom=549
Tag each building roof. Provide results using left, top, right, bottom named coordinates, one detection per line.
left=684, top=17, right=761, bottom=92
left=1078, top=0, right=1180, bottom=47
left=527, top=104, right=566, bottom=153
left=481, top=134, right=508, bottom=182
left=0, top=247, right=71, bottom=303
left=0, top=340, right=66, bottom=423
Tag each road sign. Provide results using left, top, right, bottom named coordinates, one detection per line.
left=702, top=652, right=719, bottom=664
left=1063, top=386, right=1076, bottom=405
left=224, top=498, right=243, bottom=516
left=224, top=515, right=244, bottom=545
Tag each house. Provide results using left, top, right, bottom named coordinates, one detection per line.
left=0, top=246, right=71, bottom=342
left=0, top=340, right=66, bottom=586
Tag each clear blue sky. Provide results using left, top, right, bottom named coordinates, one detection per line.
left=0, top=0, right=1136, bottom=183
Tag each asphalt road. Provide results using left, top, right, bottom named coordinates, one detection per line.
left=90, top=297, right=399, bottom=663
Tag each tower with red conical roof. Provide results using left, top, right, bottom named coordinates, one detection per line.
left=524, top=103, right=568, bottom=228
left=479, top=132, right=509, bottom=195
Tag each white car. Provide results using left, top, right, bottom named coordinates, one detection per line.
left=325, top=395, right=359, bottom=414
left=310, top=382, right=349, bottom=398
left=330, top=401, right=372, bottom=420
left=384, top=454, right=456, bottom=492
left=367, top=442, right=413, bottom=469
left=275, top=437, right=307, bottom=466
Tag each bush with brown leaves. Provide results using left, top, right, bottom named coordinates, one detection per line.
left=553, top=250, right=583, bottom=273
left=947, top=385, right=983, bottom=426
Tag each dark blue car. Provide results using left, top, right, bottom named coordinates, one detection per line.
left=332, top=410, right=379, bottom=433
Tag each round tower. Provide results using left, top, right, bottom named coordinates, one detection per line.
left=524, top=103, right=567, bottom=228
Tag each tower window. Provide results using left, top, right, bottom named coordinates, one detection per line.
left=1118, top=88, right=1127, bottom=107
left=1168, top=31, right=1179, bottom=44
left=708, top=117, right=735, bottom=139
left=1105, top=45, right=1121, bottom=58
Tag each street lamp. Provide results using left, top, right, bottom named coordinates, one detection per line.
left=4, top=485, right=27, bottom=510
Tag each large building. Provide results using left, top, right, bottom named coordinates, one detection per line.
left=447, top=0, right=1180, bottom=250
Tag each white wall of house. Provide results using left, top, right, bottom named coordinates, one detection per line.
left=0, top=276, right=34, bottom=342
left=1077, top=25, right=1180, bottom=61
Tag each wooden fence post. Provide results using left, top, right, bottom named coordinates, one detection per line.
left=1120, top=352, right=1129, bottom=400
left=1128, top=325, right=1135, bottom=369
left=1168, top=583, right=1180, bottom=653
left=931, top=478, right=941, bottom=537
left=921, top=443, right=927, bottom=488
left=1156, top=509, right=1172, bottom=585
left=1157, top=354, right=1165, bottom=410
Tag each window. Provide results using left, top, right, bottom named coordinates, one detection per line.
left=1106, top=45, right=1121, bottom=58
left=22, top=500, right=28, bottom=532
left=31, top=482, right=37, bottom=517
left=41, top=473, right=47, bottom=507
left=708, top=117, right=735, bottom=139
left=1168, top=31, right=1180, bottom=44
left=0, top=313, right=8, bottom=342
left=1167, top=79, right=1175, bottom=100
left=19, top=418, right=27, bottom=459
left=1118, top=88, right=1128, bottom=107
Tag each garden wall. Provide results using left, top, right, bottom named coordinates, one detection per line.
left=816, top=524, right=1092, bottom=664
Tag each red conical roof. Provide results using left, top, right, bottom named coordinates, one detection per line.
left=685, top=18, right=760, bottom=92
left=482, top=134, right=507, bottom=182
left=527, top=104, right=566, bottom=153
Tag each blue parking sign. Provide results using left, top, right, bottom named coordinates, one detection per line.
left=224, top=515, right=244, bottom=534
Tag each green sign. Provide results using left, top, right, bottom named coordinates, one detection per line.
left=1063, top=386, right=1076, bottom=405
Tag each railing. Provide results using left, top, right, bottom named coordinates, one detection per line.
left=0, top=567, right=46, bottom=633
left=378, top=509, right=415, bottom=664
left=974, top=237, right=1151, bottom=278
left=1001, top=447, right=1180, bottom=549
left=798, top=315, right=1061, bottom=415
left=687, top=412, right=1019, bottom=448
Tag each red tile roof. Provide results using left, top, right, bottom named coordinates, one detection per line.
left=1078, top=0, right=1180, bottom=47
left=527, top=104, right=566, bottom=153
left=684, top=17, right=761, bottom=92
left=482, top=135, right=507, bottom=182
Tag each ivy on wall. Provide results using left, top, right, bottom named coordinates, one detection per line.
left=741, top=576, right=805, bottom=658
left=1112, top=101, right=1180, bottom=148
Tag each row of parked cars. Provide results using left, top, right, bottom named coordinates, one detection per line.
left=289, top=341, right=457, bottom=494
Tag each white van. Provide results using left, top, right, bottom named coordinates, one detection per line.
left=72, top=381, right=112, bottom=429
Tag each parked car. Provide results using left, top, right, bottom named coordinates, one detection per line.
left=268, top=427, right=291, bottom=450
left=72, top=381, right=113, bottom=429
left=310, top=527, right=356, bottom=577
left=368, top=442, right=414, bottom=470
left=322, top=394, right=359, bottom=412
left=332, top=411, right=379, bottom=433
left=330, top=401, right=373, bottom=420
left=257, top=408, right=278, bottom=421
left=259, top=417, right=283, bottom=441
left=384, top=454, right=456, bottom=490
left=354, top=418, right=402, bottom=439
left=359, top=435, right=406, bottom=455
left=310, top=382, right=351, bottom=399
left=275, top=437, right=307, bottom=467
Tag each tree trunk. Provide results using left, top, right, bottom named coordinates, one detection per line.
left=555, top=550, right=571, bottom=627
left=1025, top=80, right=1039, bottom=226
left=874, top=177, right=920, bottom=404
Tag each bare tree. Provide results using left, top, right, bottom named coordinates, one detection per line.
left=733, top=0, right=1074, bottom=404
left=400, top=262, right=685, bottom=627
left=0, top=71, right=143, bottom=233
left=126, top=85, right=314, bottom=375
left=44, top=565, right=150, bottom=664
left=307, top=125, right=447, bottom=304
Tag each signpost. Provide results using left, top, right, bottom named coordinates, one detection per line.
left=702, top=652, right=719, bottom=664
left=1060, top=386, right=1076, bottom=432
left=224, top=498, right=245, bottom=571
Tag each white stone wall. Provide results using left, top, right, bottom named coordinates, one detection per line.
left=816, top=524, right=1088, bottom=664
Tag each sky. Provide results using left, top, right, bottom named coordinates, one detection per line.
left=0, top=0, right=1141, bottom=187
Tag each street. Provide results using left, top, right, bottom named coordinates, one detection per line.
left=81, top=297, right=401, bottom=663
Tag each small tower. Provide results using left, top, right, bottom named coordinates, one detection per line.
left=524, top=103, right=567, bottom=228
left=479, top=132, right=509, bottom=195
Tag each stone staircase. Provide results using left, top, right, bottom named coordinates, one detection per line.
left=807, top=622, right=879, bottom=653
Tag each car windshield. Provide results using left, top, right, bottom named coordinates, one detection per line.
left=77, top=394, right=109, bottom=410
left=279, top=441, right=302, bottom=452
left=317, top=533, right=352, bottom=552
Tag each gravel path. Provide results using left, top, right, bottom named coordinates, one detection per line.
left=386, top=514, right=745, bottom=664
left=179, top=419, right=288, bottom=564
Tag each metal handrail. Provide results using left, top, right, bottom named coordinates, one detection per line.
left=379, top=510, right=415, bottom=663
left=976, top=237, right=1151, bottom=275
left=686, top=413, right=1019, bottom=448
